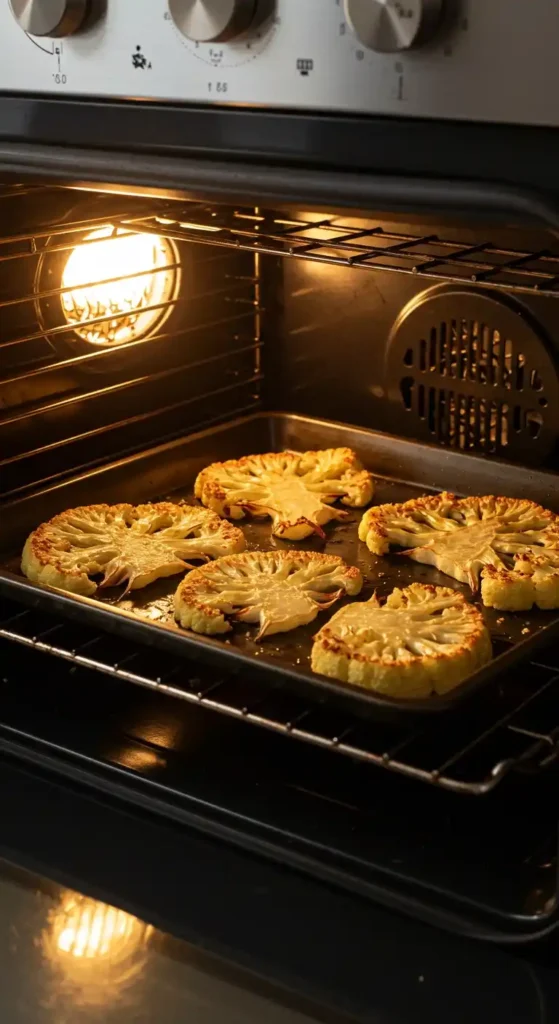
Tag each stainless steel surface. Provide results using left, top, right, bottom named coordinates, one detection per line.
left=344, top=0, right=444, bottom=53
left=0, top=0, right=559, bottom=126
left=1, top=413, right=559, bottom=735
left=168, top=0, right=258, bottom=42
left=2, top=595, right=558, bottom=795
left=9, top=0, right=89, bottom=36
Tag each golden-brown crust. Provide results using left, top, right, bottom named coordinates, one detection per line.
left=174, top=549, right=362, bottom=638
left=195, top=448, right=374, bottom=540
left=311, top=583, right=491, bottom=699
left=481, top=551, right=559, bottom=611
left=359, top=493, right=559, bottom=610
left=21, top=502, right=245, bottom=596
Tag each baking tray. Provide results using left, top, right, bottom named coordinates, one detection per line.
left=1, top=412, right=559, bottom=718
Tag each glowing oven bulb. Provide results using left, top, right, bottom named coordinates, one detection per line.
left=61, top=226, right=178, bottom=346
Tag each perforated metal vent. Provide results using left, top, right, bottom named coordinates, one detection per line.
left=387, top=288, right=559, bottom=462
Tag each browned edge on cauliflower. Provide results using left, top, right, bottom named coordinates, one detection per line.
left=194, top=448, right=374, bottom=541
left=174, top=549, right=363, bottom=639
left=311, top=582, right=492, bottom=699
left=358, top=492, right=559, bottom=611
left=22, top=501, right=246, bottom=597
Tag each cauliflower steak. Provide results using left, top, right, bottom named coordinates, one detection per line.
left=359, top=493, right=559, bottom=611
left=312, top=583, right=491, bottom=699
left=174, top=550, right=363, bottom=639
left=22, top=502, right=246, bottom=597
left=195, top=448, right=374, bottom=540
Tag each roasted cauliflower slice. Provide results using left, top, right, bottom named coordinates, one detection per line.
left=359, top=492, right=559, bottom=611
left=482, top=549, right=559, bottom=611
left=311, top=583, right=491, bottom=699
left=22, top=502, right=246, bottom=597
left=195, top=448, right=374, bottom=540
left=174, top=550, right=363, bottom=639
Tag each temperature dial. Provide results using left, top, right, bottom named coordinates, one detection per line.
left=168, top=0, right=259, bottom=43
left=344, top=0, right=444, bottom=53
left=9, top=0, right=90, bottom=36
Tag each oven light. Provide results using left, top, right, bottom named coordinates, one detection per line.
left=61, top=226, right=179, bottom=346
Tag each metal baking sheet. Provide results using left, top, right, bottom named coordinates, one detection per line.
left=1, top=412, right=559, bottom=717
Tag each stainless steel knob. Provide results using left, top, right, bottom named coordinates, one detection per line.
left=9, top=0, right=90, bottom=37
left=168, top=0, right=258, bottom=43
left=344, top=0, right=444, bottom=52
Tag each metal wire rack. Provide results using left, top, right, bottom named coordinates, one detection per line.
left=124, top=205, right=559, bottom=299
left=0, top=191, right=262, bottom=498
left=0, top=197, right=260, bottom=360
left=1, top=597, right=558, bottom=797
left=2, top=192, right=559, bottom=300
left=3, top=189, right=559, bottom=497
left=2, top=197, right=546, bottom=303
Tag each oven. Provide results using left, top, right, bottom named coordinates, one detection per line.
left=0, top=0, right=559, bottom=954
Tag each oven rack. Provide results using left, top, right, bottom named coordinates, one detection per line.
left=1, top=192, right=559, bottom=304
left=0, top=189, right=263, bottom=498
left=0, top=196, right=261, bottom=358
left=123, top=205, right=559, bottom=299
left=2, top=598, right=558, bottom=797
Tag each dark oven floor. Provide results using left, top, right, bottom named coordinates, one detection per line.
left=2, top=771, right=559, bottom=1024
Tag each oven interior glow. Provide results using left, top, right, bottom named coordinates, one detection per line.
left=61, top=226, right=179, bottom=346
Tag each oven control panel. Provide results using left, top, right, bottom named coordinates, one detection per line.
left=1, top=0, right=559, bottom=127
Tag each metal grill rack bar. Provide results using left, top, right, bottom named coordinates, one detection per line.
left=0, top=193, right=559, bottom=300
left=2, top=598, right=558, bottom=796
left=121, top=206, right=559, bottom=299
left=0, top=193, right=263, bottom=497
left=0, top=202, right=218, bottom=351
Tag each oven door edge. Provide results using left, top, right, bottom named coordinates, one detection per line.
left=0, top=139, right=559, bottom=228
left=1, top=94, right=559, bottom=201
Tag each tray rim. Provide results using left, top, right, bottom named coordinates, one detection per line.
left=2, top=567, right=559, bottom=719
left=2, top=410, right=559, bottom=514
left=1, top=411, right=559, bottom=718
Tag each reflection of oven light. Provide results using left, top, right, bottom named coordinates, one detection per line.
left=43, top=892, right=153, bottom=1004
left=61, top=226, right=179, bottom=346
left=55, top=898, right=141, bottom=959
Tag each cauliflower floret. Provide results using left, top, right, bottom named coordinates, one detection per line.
left=174, top=550, right=362, bottom=639
left=311, top=583, right=491, bottom=699
left=21, top=502, right=245, bottom=596
left=482, top=550, right=559, bottom=611
left=359, top=493, right=559, bottom=611
left=195, top=448, right=374, bottom=540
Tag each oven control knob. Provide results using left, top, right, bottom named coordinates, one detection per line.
left=9, top=0, right=90, bottom=36
left=167, top=0, right=258, bottom=43
left=344, top=0, right=444, bottom=52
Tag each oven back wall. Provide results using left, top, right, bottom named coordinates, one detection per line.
left=269, top=220, right=559, bottom=469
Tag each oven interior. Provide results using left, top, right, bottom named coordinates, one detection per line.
left=0, top=183, right=558, bottom=941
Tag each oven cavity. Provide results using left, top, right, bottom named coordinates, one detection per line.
left=388, top=287, right=559, bottom=461
left=0, top=189, right=262, bottom=500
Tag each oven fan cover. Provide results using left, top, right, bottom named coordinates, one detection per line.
left=386, top=287, right=559, bottom=463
